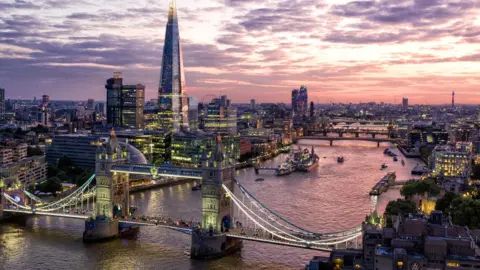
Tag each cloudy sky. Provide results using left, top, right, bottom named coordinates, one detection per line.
left=0, top=0, right=479, bottom=104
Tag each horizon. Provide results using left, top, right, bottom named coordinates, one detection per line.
left=0, top=0, right=479, bottom=104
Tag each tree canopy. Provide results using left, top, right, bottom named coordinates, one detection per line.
left=384, top=199, right=417, bottom=217
left=400, top=180, right=440, bottom=198
left=450, top=198, right=480, bottom=229
left=435, top=192, right=459, bottom=216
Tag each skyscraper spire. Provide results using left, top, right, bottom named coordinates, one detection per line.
left=158, top=0, right=189, bottom=132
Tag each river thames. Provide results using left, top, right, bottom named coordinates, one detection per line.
left=0, top=141, right=421, bottom=269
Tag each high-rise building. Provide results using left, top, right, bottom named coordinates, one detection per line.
left=402, top=97, right=408, bottom=110
left=250, top=99, right=255, bottom=109
left=204, top=95, right=237, bottom=135
left=0, top=88, right=5, bottom=124
left=292, top=85, right=308, bottom=117
left=42, top=95, right=50, bottom=105
left=105, top=72, right=145, bottom=129
left=87, top=99, right=95, bottom=110
left=158, top=0, right=188, bottom=132
left=188, top=97, right=198, bottom=131
left=309, top=101, right=314, bottom=118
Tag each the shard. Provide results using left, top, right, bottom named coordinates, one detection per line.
left=158, top=0, right=188, bottom=132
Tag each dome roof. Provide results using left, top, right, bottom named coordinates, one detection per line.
left=119, top=142, right=148, bottom=164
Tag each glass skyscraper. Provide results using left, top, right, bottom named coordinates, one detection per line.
left=158, top=0, right=189, bottom=132
left=292, top=85, right=308, bottom=117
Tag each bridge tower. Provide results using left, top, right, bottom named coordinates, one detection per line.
left=191, top=136, right=242, bottom=259
left=83, top=129, right=130, bottom=242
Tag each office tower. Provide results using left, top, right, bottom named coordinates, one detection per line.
left=42, top=95, right=50, bottom=104
left=87, top=99, right=95, bottom=110
left=204, top=95, right=237, bottom=135
left=402, top=97, right=408, bottom=110
left=0, top=88, right=5, bottom=124
left=310, top=101, right=314, bottom=118
left=188, top=97, right=198, bottom=131
left=158, top=0, right=188, bottom=132
left=105, top=72, right=145, bottom=129
left=292, top=85, right=308, bottom=117
left=250, top=99, right=255, bottom=109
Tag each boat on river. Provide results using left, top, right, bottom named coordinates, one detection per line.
left=255, top=178, right=265, bottom=182
left=297, top=146, right=319, bottom=172
left=381, top=163, right=388, bottom=170
left=337, top=156, right=344, bottom=163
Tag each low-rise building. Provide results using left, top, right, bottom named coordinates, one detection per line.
left=432, top=145, right=471, bottom=181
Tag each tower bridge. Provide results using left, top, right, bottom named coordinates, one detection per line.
left=1, top=131, right=363, bottom=259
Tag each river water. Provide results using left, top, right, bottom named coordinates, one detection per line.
left=0, top=141, right=421, bottom=269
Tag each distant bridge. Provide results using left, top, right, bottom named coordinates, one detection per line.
left=298, top=136, right=398, bottom=147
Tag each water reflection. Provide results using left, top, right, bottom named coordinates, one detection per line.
left=0, top=141, right=421, bottom=269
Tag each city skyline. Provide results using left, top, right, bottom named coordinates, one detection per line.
left=0, top=0, right=479, bottom=104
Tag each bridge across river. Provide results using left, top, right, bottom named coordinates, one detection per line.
left=298, top=136, right=398, bottom=147
left=1, top=131, right=364, bottom=258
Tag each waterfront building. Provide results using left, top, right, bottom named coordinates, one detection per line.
left=239, top=138, right=252, bottom=156
left=432, top=145, right=470, bottom=180
left=203, top=95, right=237, bottom=135
left=145, top=130, right=172, bottom=164
left=0, top=142, right=27, bottom=165
left=407, top=127, right=449, bottom=150
left=292, top=85, right=308, bottom=117
left=46, top=135, right=103, bottom=169
left=105, top=72, right=145, bottom=129
left=241, top=127, right=274, bottom=138
left=0, top=88, right=5, bottom=124
left=158, top=0, right=189, bottom=132
left=171, top=132, right=215, bottom=167
left=0, top=156, right=47, bottom=188
left=402, top=97, right=408, bottom=110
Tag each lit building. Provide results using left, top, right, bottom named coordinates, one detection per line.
left=46, top=135, right=103, bottom=169
left=0, top=156, right=47, bottom=187
left=402, top=97, right=408, bottom=110
left=432, top=145, right=470, bottom=180
left=158, top=0, right=189, bottom=132
left=0, top=88, right=5, bottom=124
left=0, top=142, right=27, bottom=165
left=145, top=130, right=171, bottom=164
left=407, top=128, right=449, bottom=150
left=292, top=85, right=308, bottom=117
left=105, top=72, right=145, bottom=129
left=171, top=132, right=215, bottom=167
left=204, top=95, right=237, bottom=135
left=188, top=97, right=198, bottom=131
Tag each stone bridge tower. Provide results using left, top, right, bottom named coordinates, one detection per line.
left=191, top=136, right=242, bottom=259
left=83, top=129, right=130, bottom=242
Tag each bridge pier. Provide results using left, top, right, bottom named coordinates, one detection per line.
left=330, top=140, right=333, bottom=147
left=377, top=141, right=380, bottom=148
left=83, top=219, right=119, bottom=242
left=191, top=231, right=243, bottom=259
left=355, top=132, right=359, bottom=138
left=323, top=131, right=327, bottom=136
left=372, top=133, right=376, bottom=139
left=338, top=132, right=343, bottom=137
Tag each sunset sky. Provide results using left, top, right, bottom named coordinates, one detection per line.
left=0, top=0, right=479, bottom=104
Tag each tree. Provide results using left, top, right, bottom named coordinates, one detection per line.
left=57, top=156, right=75, bottom=170
left=384, top=199, right=417, bottom=217
left=435, top=192, right=459, bottom=216
left=27, top=146, right=44, bottom=157
left=401, top=180, right=440, bottom=199
left=38, top=177, right=62, bottom=195
left=451, top=198, right=480, bottom=229
left=472, top=164, right=480, bottom=180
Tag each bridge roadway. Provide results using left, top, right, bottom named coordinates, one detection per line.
left=315, top=128, right=389, bottom=135
left=3, top=208, right=360, bottom=251
left=110, top=164, right=202, bottom=179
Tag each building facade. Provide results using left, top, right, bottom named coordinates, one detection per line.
left=171, top=132, right=215, bottom=167
left=105, top=72, right=145, bottom=129
left=203, top=96, right=237, bottom=135
left=432, top=145, right=471, bottom=180
left=292, top=85, right=308, bottom=117
left=0, top=88, right=5, bottom=124
left=46, top=135, right=103, bottom=169
left=158, top=0, right=189, bottom=132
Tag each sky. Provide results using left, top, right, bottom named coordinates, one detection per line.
left=0, top=0, right=479, bottom=104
